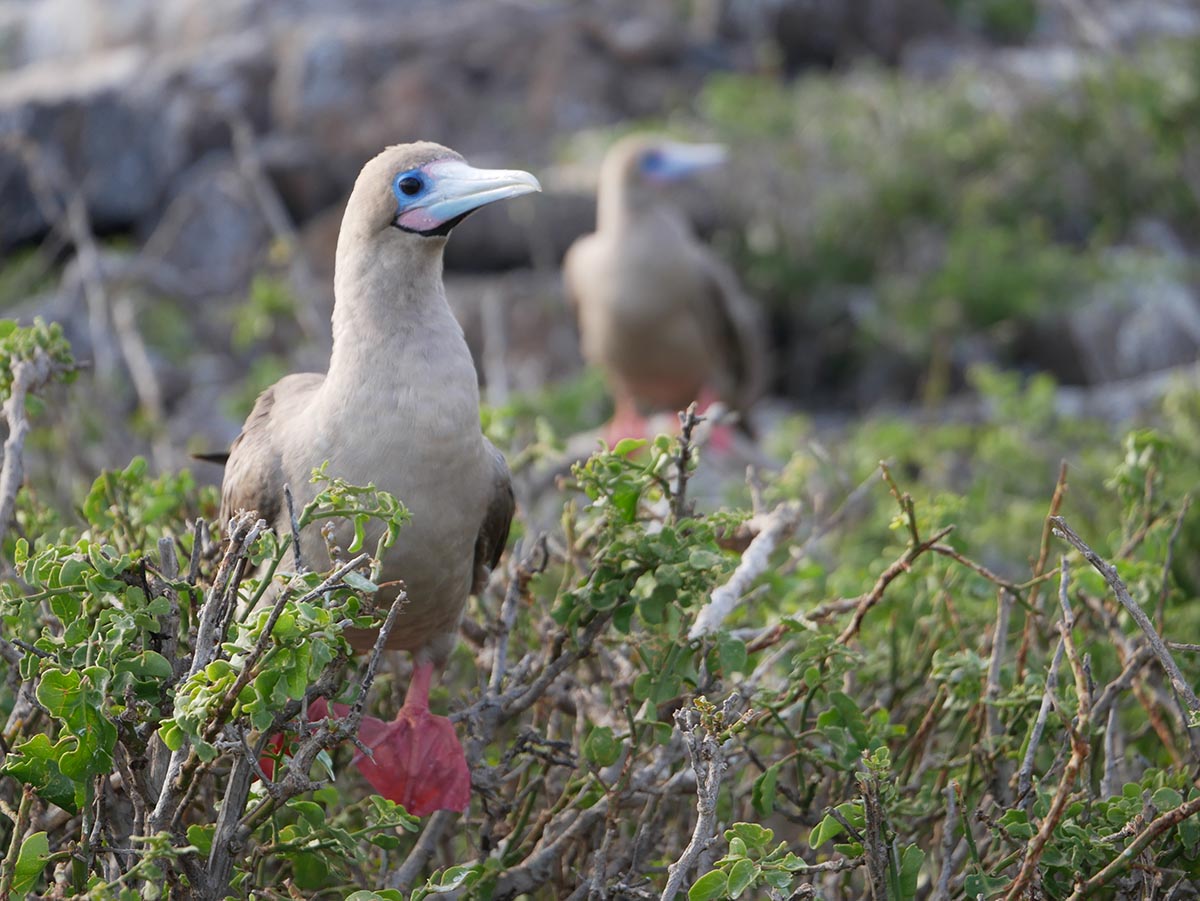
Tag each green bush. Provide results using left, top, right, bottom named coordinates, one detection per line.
left=694, top=39, right=1200, bottom=396
left=1, top=326, right=1199, bottom=899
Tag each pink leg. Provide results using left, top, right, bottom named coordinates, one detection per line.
left=306, top=660, right=471, bottom=816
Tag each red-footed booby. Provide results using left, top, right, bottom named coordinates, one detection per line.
left=219, top=142, right=539, bottom=815
left=564, top=136, right=768, bottom=446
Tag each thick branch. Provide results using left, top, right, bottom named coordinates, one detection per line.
left=0, top=350, right=59, bottom=541
left=688, top=502, right=800, bottom=641
left=660, top=706, right=728, bottom=901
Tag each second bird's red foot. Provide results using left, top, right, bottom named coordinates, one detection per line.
left=305, top=698, right=471, bottom=816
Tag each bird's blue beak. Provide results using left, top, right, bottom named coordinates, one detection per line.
left=395, top=159, right=542, bottom=233
left=641, top=142, right=728, bottom=183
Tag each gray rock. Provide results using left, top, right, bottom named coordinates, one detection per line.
left=0, top=48, right=184, bottom=246
left=1049, top=250, right=1200, bottom=385
left=144, top=152, right=271, bottom=299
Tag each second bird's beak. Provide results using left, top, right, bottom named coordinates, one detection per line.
left=396, top=159, right=542, bottom=234
left=650, top=142, right=728, bottom=182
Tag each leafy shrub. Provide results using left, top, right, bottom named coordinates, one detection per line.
left=1, top=326, right=1199, bottom=899
left=692, top=39, right=1200, bottom=400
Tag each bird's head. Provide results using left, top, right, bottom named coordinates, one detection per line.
left=343, top=142, right=542, bottom=246
left=607, top=135, right=727, bottom=187
left=598, top=135, right=726, bottom=222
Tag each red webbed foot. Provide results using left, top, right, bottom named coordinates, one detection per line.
left=350, top=704, right=470, bottom=816
left=305, top=662, right=470, bottom=816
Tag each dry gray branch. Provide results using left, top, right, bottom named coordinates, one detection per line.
left=689, top=501, right=801, bottom=641
left=1052, top=516, right=1200, bottom=721
left=148, top=512, right=265, bottom=834
left=0, top=349, right=65, bottom=543
left=986, top=589, right=1014, bottom=806
left=1018, top=633, right=1065, bottom=816
left=932, top=782, right=958, bottom=901
left=859, top=772, right=890, bottom=901
left=389, top=810, right=456, bottom=892
left=660, top=703, right=729, bottom=901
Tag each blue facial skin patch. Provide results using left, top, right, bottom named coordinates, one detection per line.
left=393, top=170, right=427, bottom=211
left=637, top=144, right=727, bottom=184
left=639, top=150, right=668, bottom=178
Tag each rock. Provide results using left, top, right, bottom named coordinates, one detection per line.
left=0, top=28, right=279, bottom=249
left=1025, top=246, right=1200, bottom=385
left=270, top=2, right=720, bottom=170
left=145, top=152, right=272, bottom=299
left=0, top=48, right=186, bottom=246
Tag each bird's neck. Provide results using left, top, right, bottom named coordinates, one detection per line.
left=327, top=235, right=457, bottom=382
left=596, top=178, right=638, bottom=233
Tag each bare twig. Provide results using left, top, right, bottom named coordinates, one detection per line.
left=388, top=810, right=456, bottom=892
left=1017, top=634, right=1065, bottom=815
left=284, top=485, right=305, bottom=574
left=834, top=525, right=955, bottom=645
left=671, top=404, right=703, bottom=523
left=1100, top=706, right=1121, bottom=800
left=148, top=512, right=264, bottom=834
left=985, top=590, right=1014, bottom=806
left=0, top=349, right=64, bottom=543
left=1017, top=462, right=1069, bottom=679
left=932, top=782, right=958, bottom=901
left=1052, top=517, right=1200, bottom=719
left=858, top=772, right=889, bottom=901
left=1006, top=559, right=1092, bottom=901
left=688, top=502, right=800, bottom=641
left=202, top=552, right=371, bottom=745
left=1069, top=795, right=1200, bottom=898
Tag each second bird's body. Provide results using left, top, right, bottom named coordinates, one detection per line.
left=565, top=136, right=767, bottom=442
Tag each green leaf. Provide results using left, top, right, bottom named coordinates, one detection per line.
left=11, top=831, right=49, bottom=896
left=809, top=815, right=843, bottom=849
left=727, top=859, right=757, bottom=898
left=828, top=692, right=870, bottom=749
left=612, top=438, right=647, bottom=458
left=343, top=571, right=378, bottom=593
left=688, top=869, right=728, bottom=901
left=612, top=483, right=641, bottom=523
left=2, top=734, right=82, bottom=812
left=897, top=844, right=924, bottom=899
left=717, top=635, right=747, bottom=674
left=726, top=823, right=773, bottom=850
left=752, top=763, right=779, bottom=817
left=583, top=726, right=622, bottom=768
left=158, top=721, right=183, bottom=752
left=292, top=852, right=330, bottom=889
left=186, top=824, right=214, bottom=857
left=1152, top=787, right=1183, bottom=811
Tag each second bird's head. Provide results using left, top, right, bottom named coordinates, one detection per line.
left=341, top=142, right=541, bottom=254
left=607, top=135, right=727, bottom=188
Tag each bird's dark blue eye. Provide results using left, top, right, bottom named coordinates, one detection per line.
left=398, top=175, right=423, bottom=196
left=639, top=150, right=665, bottom=174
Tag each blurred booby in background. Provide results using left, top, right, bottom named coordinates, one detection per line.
left=564, top=135, right=769, bottom=446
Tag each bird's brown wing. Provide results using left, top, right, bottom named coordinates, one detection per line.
left=219, top=373, right=323, bottom=530
left=472, top=439, right=515, bottom=594
left=696, top=251, right=770, bottom=414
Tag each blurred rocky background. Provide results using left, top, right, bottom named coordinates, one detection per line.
left=1, top=0, right=1199, bottom=503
